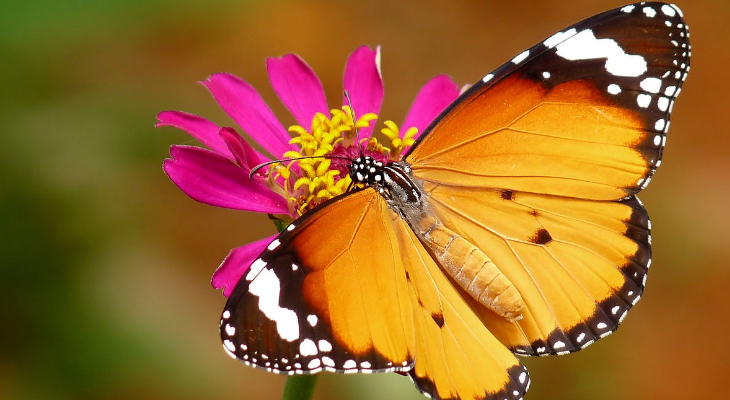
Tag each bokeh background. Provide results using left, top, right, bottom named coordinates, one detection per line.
left=1, top=0, right=728, bottom=399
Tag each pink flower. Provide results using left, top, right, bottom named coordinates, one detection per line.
left=157, top=46, right=460, bottom=296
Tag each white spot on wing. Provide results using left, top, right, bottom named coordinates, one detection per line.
left=222, top=310, right=231, bottom=320
left=225, top=324, right=236, bottom=336
left=643, top=6, right=657, bottom=18
left=661, top=4, right=677, bottom=16
left=621, top=4, right=635, bottom=13
left=246, top=259, right=267, bottom=281
left=637, top=94, right=651, bottom=108
left=307, top=315, right=318, bottom=327
left=607, top=84, right=621, bottom=95
left=299, top=339, right=318, bottom=356
left=555, top=29, right=647, bottom=77
left=640, top=77, right=662, bottom=93
left=655, top=119, right=666, bottom=131
left=318, top=340, right=332, bottom=352
left=543, top=28, right=577, bottom=48
left=267, top=239, right=281, bottom=250
left=481, top=73, right=494, bottom=83
left=248, top=268, right=300, bottom=341
left=619, top=310, right=629, bottom=323
left=657, top=96, right=669, bottom=111
left=512, top=50, right=530, bottom=64
left=542, top=71, right=551, bottom=79
left=343, top=359, right=356, bottom=369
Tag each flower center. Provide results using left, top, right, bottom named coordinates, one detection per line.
left=272, top=106, right=417, bottom=216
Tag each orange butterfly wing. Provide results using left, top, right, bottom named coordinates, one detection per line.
left=221, top=189, right=415, bottom=373
left=222, top=188, right=530, bottom=399
left=405, top=3, right=688, bottom=355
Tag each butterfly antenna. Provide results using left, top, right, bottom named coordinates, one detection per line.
left=249, top=155, right=351, bottom=180
left=343, top=90, right=364, bottom=158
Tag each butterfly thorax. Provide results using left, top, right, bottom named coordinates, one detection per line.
left=349, top=156, right=423, bottom=207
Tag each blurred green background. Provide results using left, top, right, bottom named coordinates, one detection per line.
left=1, top=0, right=728, bottom=399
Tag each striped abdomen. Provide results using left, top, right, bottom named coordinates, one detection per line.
left=414, top=214, right=525, bottom=322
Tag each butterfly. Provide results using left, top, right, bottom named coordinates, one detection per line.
left=219, top=3, right=690, bottom=400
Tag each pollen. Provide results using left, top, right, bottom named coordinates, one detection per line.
left=381, top=121, right=418, bottom=161
left=271, top=106, right=414, bottom=215
left=274, top=106, right=372, bottom=215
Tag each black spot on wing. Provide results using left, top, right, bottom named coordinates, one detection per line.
left=431, top=312, right=445, bottom=328
left=529, top=228, right=553, bottom=245
left=501, top=190, right=515, bottom=200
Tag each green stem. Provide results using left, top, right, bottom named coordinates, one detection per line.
left=282, top=375, right=319, bottom=400
left=272, top=217, right=291, bottom=233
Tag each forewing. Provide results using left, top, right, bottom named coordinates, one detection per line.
left=221, top=189, right=415, bottom=374
left=390, top=211, right=530, bottom=400
left=406, top=2, right=690, bottom=201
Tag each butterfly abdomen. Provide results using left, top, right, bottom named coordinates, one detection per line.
left=414, top=213, right=525, bottom=322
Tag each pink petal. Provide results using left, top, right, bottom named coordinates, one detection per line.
left=267, top=54, right=328, bottom=128
left=212, top=235, right=277, bottom=297
left=164, top=145, right=288, bottom=214
left=402, top=75, right=460, bottom=140
left=219, top=127, right=270, bottom=171
left=201, top=73, right=294, bottom=158
left=156, top=111, right=234, bottom=160
left=343, top=46, right=384, bottom=138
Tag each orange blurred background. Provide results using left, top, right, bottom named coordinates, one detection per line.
left=1, top=0, right=728, bottom=399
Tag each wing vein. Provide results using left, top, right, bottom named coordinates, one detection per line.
left=415, top=165, right=635, bottom=188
